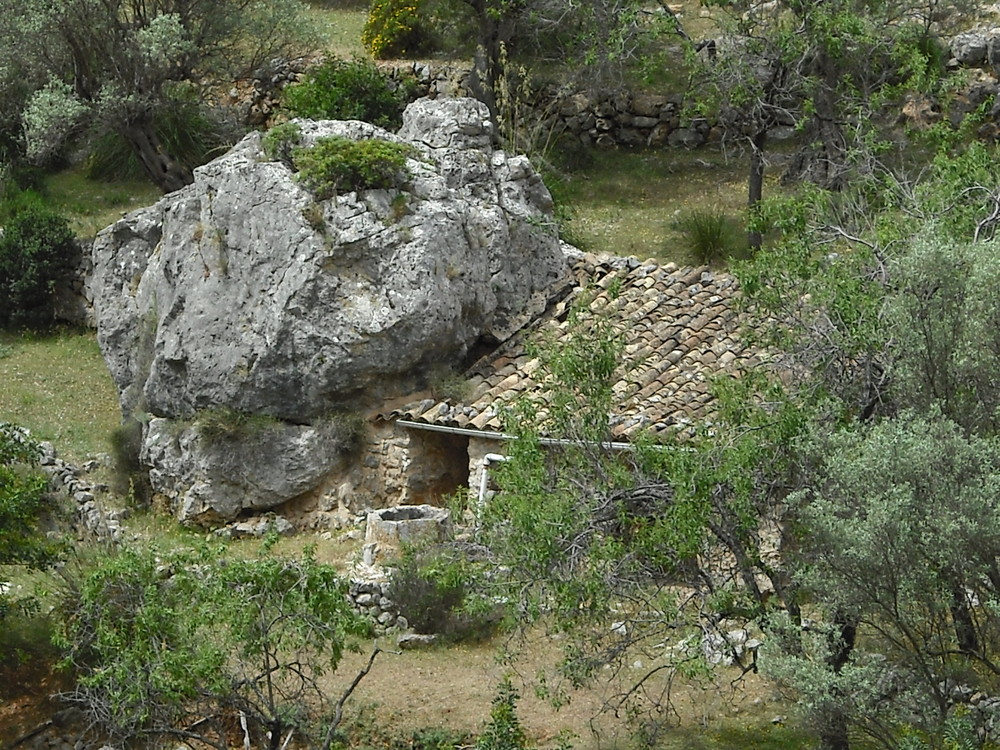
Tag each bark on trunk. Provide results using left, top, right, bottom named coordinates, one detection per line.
left=122, top=119, right=193, bottom=193
left=784, top=50, right=848, bottom=190
left=462, top=0, right=515, bottom=129
left=818, top=610, right=857, bottom=750
left=951, top=584, right=980, bottom=655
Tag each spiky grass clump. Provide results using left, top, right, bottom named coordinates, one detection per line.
left=672, top=209, right=746, bottom=267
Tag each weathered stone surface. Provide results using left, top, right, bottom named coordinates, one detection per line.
left=398, top=632, right=438, bottom=649
left=88, top=98, right=567, bottom=524
left=143, top=416, right=356, bottom=524
left=91, top=99, right=565, bottom=422
left=951, top=28, right=996, bottom=66
left=365, top=504, right=452, bottom=557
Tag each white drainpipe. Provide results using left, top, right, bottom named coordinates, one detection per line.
left=477, top=453, right=510, bottom=522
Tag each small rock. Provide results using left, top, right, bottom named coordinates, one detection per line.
left=398, top=633, right=438, bottom=649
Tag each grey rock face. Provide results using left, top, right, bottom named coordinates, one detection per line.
left=89, top=98, right=567, bottom=523
left=950, top=28, right=1000, bottom=71
left=142, top=416, right=357, bottom=524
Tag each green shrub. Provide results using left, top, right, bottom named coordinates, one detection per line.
left=262, top=121, right=303, bottom=166
left=476, top=677, right=530, bottom=750
left=0, top=183, right=48, bottom=224
left=361, top=0, right=477, bottom=60
left=389, top=546, right=500, bottom=642
left=672, top=209, right=747, bottom=267
left=362, top=0, right=476, bottom=59
left=293, top=136, right=414, bottom=198
left=282, top=58, right=413, bottom=130
left=0, top=204, right=76, bottom=328
left=0, top=422, right=63, bottom=571
left=362, top=0, right=432, bottom=59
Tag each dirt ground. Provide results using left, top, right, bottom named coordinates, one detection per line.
left=327, top=629, right=793, bottom=750
left=0, top=529, right=803, bottom=750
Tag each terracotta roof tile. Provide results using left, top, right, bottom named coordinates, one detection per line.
left=390, top=252, right=759, bottom=440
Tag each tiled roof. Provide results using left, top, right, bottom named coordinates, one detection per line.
left=389, top=252, right=762, bottom=440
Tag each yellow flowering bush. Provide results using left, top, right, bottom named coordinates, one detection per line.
left=362, top=0, right=429, bottom=59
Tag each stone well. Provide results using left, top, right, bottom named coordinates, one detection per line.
left=364, top=504, right=452, bottom=557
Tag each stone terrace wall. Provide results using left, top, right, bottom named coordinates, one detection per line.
left=238, top=58, right=716, bottom=150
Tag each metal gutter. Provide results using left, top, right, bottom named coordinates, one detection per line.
left=395, top=419, right=637, bottom=451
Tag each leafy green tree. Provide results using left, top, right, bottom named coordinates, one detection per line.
left=0, top=0, right=317, bottom=192
left=770, top=410, right=1000, bottom=749
left=482, top=136, right=1000, bottom=748
left=692, top=0, right=974, bottom=246
left=440, top=0, right=658, bottom=123
left=58, top=544, right=375, bottom=750
left=480, top=303, right=811, bottom=736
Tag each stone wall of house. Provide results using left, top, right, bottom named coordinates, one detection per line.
left=306, top=422, right=471, bottom=526
left=306, top=421, right=409, bottom=525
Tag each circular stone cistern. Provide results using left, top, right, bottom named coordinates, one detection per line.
left=364, top=504, right=452, bottom=561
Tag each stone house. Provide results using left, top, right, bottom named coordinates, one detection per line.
left=331, top=250, right=762, bottom=517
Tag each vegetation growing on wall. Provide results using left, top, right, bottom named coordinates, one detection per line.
left=281, top=58, right=415, bottom=130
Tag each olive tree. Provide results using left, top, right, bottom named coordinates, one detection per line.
left=691, top=0, right=979, bottom=246
left=771, top=411, right=1000, bottom=749
left=479, top=136, right=1000, bottom=748
left=0, top=0, right=317, bottom=192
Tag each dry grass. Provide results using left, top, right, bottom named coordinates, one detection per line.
left=326, top=609, right=815, bottom=750
left=551, top=145, right=781, bottom=265
left=42, top=168, right=161, bottom=240
left=0, top=329, right=120, bottom=462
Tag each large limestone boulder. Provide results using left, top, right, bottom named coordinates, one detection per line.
left=89, top=97, right=566, bottom=524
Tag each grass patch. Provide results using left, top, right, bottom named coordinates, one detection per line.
left=672, top=207, right=747, bottom=267
left=42, top=167, right=160, bottom=239
left=0, top=329, right=120, bottom=462
left=550, top=146, right=766, bottom=264
left=305, top=3, right=369, bottom=58
left=656, top=720, right=816, bottom=750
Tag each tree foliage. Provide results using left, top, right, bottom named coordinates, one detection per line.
left=0, top=423, right=62, bottom=572
left=482, top=116, right=1000, bottom=749
left=690, top=0, right=978, bottom=246
left=0, top=203, right=76, bottom=328
left=0, top=0, right=317, bottom=191
left=773, top=410, right=1000, bottom=748
left=57, top=544, right=372, bottom=750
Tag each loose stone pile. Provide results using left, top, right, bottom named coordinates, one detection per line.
left=36, top=442, right=124, bottom=544
left=347, top=577, right=408, bottom=633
